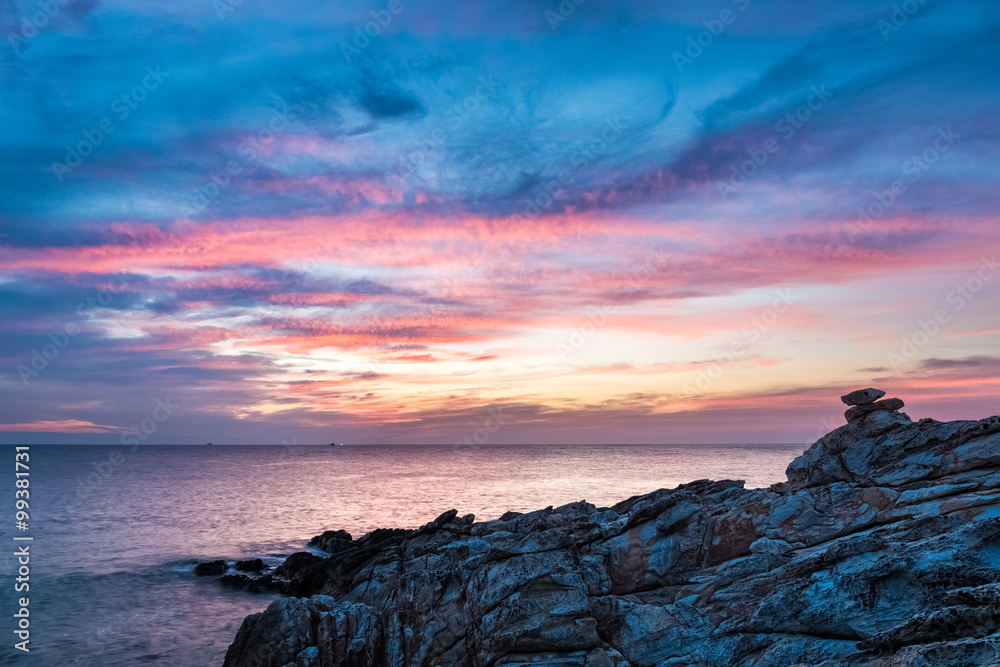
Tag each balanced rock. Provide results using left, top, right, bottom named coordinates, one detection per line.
left=845, top=397, right=904, bottom=422
left=841, top=387, right=886, bottom=406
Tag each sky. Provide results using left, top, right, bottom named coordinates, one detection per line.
left=1, top=0, right=998, bottom=445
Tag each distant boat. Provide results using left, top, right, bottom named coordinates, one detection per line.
left=206, top=442, right=212, bottom=446
left=330, top=442, right=344, bottom=446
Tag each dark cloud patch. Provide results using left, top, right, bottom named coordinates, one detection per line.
left=343, top=278, right=396, bottom=295
left=0, top=273, right=149, bottom=334
left=358, top=80, right=424, bottom=119
left=918, top=356, right=1000, bottom=371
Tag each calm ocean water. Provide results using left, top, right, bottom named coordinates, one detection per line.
left=0, top=443, right=805, bottom=667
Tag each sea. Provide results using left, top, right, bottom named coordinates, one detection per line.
left=0, top=443, right=806, bottom=667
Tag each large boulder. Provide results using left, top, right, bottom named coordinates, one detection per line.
left=235, top=558, right=266, bottom=572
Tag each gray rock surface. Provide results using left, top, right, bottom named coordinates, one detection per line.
left=222, top=398, right=1000, bottom=667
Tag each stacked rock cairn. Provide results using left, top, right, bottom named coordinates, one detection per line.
left=840, top=387, right=906, bottom=422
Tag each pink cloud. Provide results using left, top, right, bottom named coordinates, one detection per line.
left=0, top=420, right=119, bottom=433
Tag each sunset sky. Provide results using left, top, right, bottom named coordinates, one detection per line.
left=1, top=0, right=998, bottom=444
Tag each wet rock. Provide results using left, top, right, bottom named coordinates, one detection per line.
left=235, top=558, right=265, bottom=572
left=307, top=529, right=352, bottom=554
left=274, top=552, right=323, bottom=578
left=220, top=574, right=251, bottom=589
left=354, top=527, right=411, bottom=548
left=223, top=596, right=336, bottom=667
left=222, top=397, right=1000, bottom=667
left=194, top=559, right=227, bottom=576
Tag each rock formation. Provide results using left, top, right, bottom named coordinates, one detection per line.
left=841, top=389, right=906, bottom=424
left=221, top=393, right=1000, bottom=667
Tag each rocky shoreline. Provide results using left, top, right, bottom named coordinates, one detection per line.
left=210, top=390, right=1000, bottom=667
